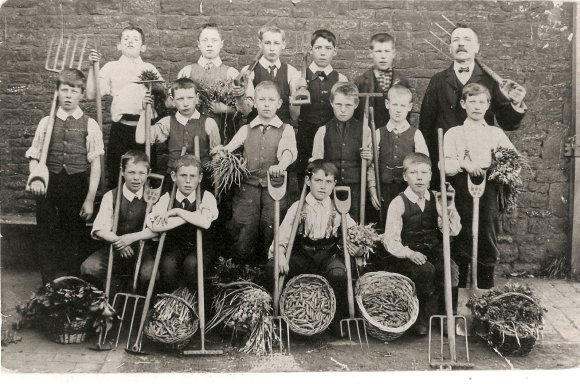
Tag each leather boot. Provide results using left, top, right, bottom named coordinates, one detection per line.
left=414, top=295, right=429, bottom=336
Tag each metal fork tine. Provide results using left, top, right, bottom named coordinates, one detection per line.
left=435, top=22, right=452, bottom=36
left=423, top=39, right=453, bottom=61
left=45, top=36, right=55, bottom=70
left=60, top=35, right=71, bottom=71
left=69, top=36, right=79, bottom=69
left=53, top=35, right=63, bottom=70
left=77, top=35, right=87, bottom=70
left=429, top=31, right=449, bottom=47
left=442, top=14, right=456, bottom=28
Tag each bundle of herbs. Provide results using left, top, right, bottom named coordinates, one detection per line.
left=488, top=146, right=529, bottom=212
left=210, top=256, right=264, bottom=285
left=467, top=281, right=546, bottom=356
left=339, top=223, right=381, bottom=267
left=206, top=150, right=250, bottom=200
left=194, top=78, right=238, bottom=116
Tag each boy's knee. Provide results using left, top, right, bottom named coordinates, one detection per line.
left=326, top=267, right=346, bottom=284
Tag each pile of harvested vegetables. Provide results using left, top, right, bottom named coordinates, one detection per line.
left=210, top=256, right=264, bottom=285
left=488, top=146, right=529, bottom=212
left=207, top=282, right=277, bottom=355
left=207, top=151, right=250, bottom=200
left=467, top=281, right=546, bottom=356
left=341, top=223, right=381, bottom=267
left=280, top=275, right=335, bottom=335
left=362, top=291, right=411, bottom=329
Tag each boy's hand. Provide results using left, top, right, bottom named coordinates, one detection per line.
left=115, top=233, right=137, bottom=249
left=153, top=209, right=179, bottom=227
left=369, top=187, right=381, bottom=211
left=231, top=83, right=246, bottom=98
left=88, top=49, right=101, bottom=63
left=408, top=251, right=427, bottom=265
left=296, top=78, right=307, bottom=90
left=346, top=240, right=364, bottom=257
left=360, top=147, right=372, bottom=161
left=209, top=101, right=231, bottom=114
left=500, top=79, right=526, bottom=106
left=119, top=245, right=134, bottom=259
left=435, top=184, right=456, bottom=216
left=277, top=253, right=289, bottom=275
left=29, top=180, right=46, bottom=197
left=142, top=92, right=153, bottom=109
left=462, top=161, right=485, bottom=177
left=79, top=199, right=94, bottom=221
left=210, top=145, right=227, bottom=157
left=268, top=164, right=286, bottom=178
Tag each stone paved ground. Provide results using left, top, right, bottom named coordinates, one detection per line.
left=1, top=269, right=580, bottom=375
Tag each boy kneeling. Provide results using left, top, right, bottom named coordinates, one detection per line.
left=381, top=153, right=461, bottom=336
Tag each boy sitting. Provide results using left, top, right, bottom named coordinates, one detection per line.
left=87, top=24, right=164, bottom=188
left=81, top=150, right=156, bottom=290
left=311, top=82, right=372, bottom=222
left=26, top=68, right=103, bottom=284
left=212, top=80, right=297, bottom=264
left=266, top=160, right=357, bottom=335
left=143, top=155, right=218, bottom=292
left=444, top=83, right=516, bottom=290
left=382, top=153, right=461, bottom=336
left=136, top=77, right=220, bottom=193
left=368, top=83, right=429, bottom=215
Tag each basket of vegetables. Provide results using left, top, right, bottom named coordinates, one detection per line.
left=144, top=287, right=199, bottom=352
left=467, top=282, right=546, bottom=356
left=355, top=272, right=419, bottom=341
left=17, top=276, right=116, bottom=344
left=280, top=274, right=336, bottom=336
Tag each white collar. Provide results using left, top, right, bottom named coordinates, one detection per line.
left=386, top=120, right=410, bottom=134
left=309, top=62, right=333, bottom=75
left=463, top=118, right=489, bottom=130
left=305, top=193, right=331, bottom=208
left=122, top=184, right=144, bottom=201
left=176, top=190, right=196, bottom=205
left=259, top=57, right=281, bottom=69
left=249, top=115, right=284, bottom=129
left=56, top=107, right=83, bottom=120
left=453, top=61, right=475, bottom=74
left=198, top=56, right=222, bottom=68
left=403, top=186, right=430, bottom=203
left=175, top=110, right=201, bottom=125
left=119, top=55, right=144, bottom=65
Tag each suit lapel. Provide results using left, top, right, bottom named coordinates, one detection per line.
left=444, top=64, right=458, bottom=90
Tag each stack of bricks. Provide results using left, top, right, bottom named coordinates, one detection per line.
left=0, top=0, right=573, bottom=272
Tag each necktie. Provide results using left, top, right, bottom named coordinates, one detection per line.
left=458, top=67, right=470, bottom=73
left=181, top=200, right=187, bottom=209
left=315, top=70, right=326, bottom=79
left=204, top=62, right=214, bottom=71
left=376, top=68, right=392, bottom=92
left=269, top=65, right=277, bottom=78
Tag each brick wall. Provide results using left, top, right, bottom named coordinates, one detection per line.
left=0, top=0, right=573, bottom=271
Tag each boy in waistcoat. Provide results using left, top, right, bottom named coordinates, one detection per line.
left=80, top=151, right=156, bottom=290
left=26, top=68, right=103, bottom=284
left=143, top=155, right=218, bottom=292
left=310, top=82, right=372, bottom=222
left=212, top=81, right=297, bottom=264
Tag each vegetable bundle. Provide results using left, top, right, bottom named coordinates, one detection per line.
left=362, top=291, right=411, bottom=329
left=207, top=151, right=250, bottom=200
left=210, top=256, right=264, bottom=285
left=488, top=146, right=529, bottom=212
left=194, top=78, right=238, bottom=115
left=207, top=282, right=277, bottom=355
left=341, top=223, right=381, bottom=267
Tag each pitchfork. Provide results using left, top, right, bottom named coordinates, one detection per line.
left=26, top=34, right=87, bottom=193
left=333, top=186, right=369, bottom=349
left=267, top=171, right=291, bottom=354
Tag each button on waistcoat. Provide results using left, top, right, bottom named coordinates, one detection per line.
left=167, top=115, right=210, bottom=170
left=46, top=115, right=90, bottom=174
left=244, top=125, right=285, bottom=187
left=323, top=118, right=363, bottom=184
left=400, top=191, right=439, bottom=249
left=300, top=69, right=339, bottom=127
left=253, top=63, right=291, bottom=123
left=379, top=126, right=416, bottom=183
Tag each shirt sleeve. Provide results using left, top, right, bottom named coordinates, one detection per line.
left=287, top=64, right=300, bottom=93
left=414, top=129, right=430, bottom=157
left=494, top=127, right=516, bottom=151
left=268, top=201, right=299, bottom=259
left=153, top=116, right=172, bottom=143
left=223, top=125, right=248, bottom=152
left=443, top=128, right=463, bottom=176
left=338, top=73, right=348, bottom=82
left=277, top=124, right=297, bottom=164
left=86, top=118, right=105, bottom=163
left=147, top=193, right=170, bottom=229
left=383, top=196, right=416, bottom=258
left=205, top=117, right=221, bottom=149
left=98, top=62, right=112, bottom=96
left=309, top=125, right=326, bottom=162
left=367, top=130, right=381, bottom=189
left=177, top=65, right=191, bottom=79
left=200, top=191, right=219, bottom=223
left=437, top=204, right=462, bottom=236
left=25, top=116, right=50, bottom=160
left=91, top=190, right=114, bottom=239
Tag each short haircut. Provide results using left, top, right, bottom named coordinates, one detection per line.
left=369, top=33, right=395, bottom=49
left=173, top=154, right=203, bottom=174
left=57, top=68, right=86, bottom=91
left=121, top=150, right=150, bottom=171
left=387, top=83, right=413, bottom=102
left=311, top=29, right=337, bottom=47
left=254, top=80, right=280, bottom=98
left=120, top=24, right=145, bottom=44
left=450, top=23, right=478, bottom=43
left=330, top=82, right=359, bottom=102
left=258, top=25, right=286, bottom=41
left=403, top=152, right=431, bottom=172
left=198, top=23, right=222, bottom=40
left=461, top=83, right=491, bottom=102
left=306, top=160, right=338, bottom=180
left=172, top=77, right=198, bottom=94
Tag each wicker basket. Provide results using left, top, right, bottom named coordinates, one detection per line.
left=280, top=274, right=336, bottom=336
left=355, top=271, right=419, bottom=341
left=44, top=314, right=90, bottom=344
left=144, top=292, right=199, bottom=352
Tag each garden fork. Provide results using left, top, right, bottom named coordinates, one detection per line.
left=333, top=187, right=369, bottom=349
left=267, top=171, right=291, bottom=354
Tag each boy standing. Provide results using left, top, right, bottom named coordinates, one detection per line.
left=87, top=25, right=164, bottom=188
left=444, top=83, right=516, bottom=289
left=266, top=160, right=358, bottom=335
left=80, top=151, right=156, bottom=290
left=144, top=155, right=218, bottom=292
left=382, top=153, right=461, bottom=335
left=310, top=82, right=372, bottom=222
left=295, top=29, right=348, bottom=185
left=368, top=83, right=429, bottom=214
left=26, top=68, right=103, bottom=284
left=213, top=81, right=297, bottom=264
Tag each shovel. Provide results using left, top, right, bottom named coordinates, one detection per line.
left=456, top=174, right=488, bottom=336
left=333, top=186, right=369, bottom=349
left=183, top=136, right=224, bottom=356
left=266, top=171, right=290, bottom=354
left=111, top=173, right=164, bottom=349
left=289, top=43, right=311, bottom=106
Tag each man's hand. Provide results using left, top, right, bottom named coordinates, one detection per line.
left=369, top=187, right=381, bottom=211
left=268, top=164, right=285, bottom=178
left=88, top=49, right=101, bottom=63
left=360, top=147, right=372, bottom=161
left=408, top=251, right=427, bottom=265
left=79, top=199, right=94, bottom=221
left=500, top=79, right=526, bottom=106
left=277, top=253, right=289, bottom=275
left=29, top=180, right=46, bottom=197
left=462, top=161, right=485, bottom=178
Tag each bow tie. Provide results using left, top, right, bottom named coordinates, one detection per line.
left=315, top=70, right=327, bottom=79
left=458, top=67, right=470, bottom=74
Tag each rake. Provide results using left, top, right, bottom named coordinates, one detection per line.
left=26, top=34, right=87, bottom=194
left=333, top=186, right=369, bottom=349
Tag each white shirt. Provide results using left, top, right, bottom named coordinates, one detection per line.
left=308, top=62, right=348, bottom=82
left=444, top=119, right=516, bottom=176
left=453, top=61, right=476, bottom=86
left=383, top=187, right=461, bottom=258
left=242, top=57, right=301, bottom=94
left=91, top=184, right=144, bottom=239
left=147, top=189, right=219, bottom=229
left=25, top=107, right=104, bottom=163
left=99, top=55, right=163, bottom=122
left=310, top=119, right=372, bottom=162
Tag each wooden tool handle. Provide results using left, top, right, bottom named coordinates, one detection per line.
left=105, top=162, right=124, bottom=299
left=38, top=91, right=59, bottom=166
left=368, top=107, right=383, bottom=224
left=360, top=96, right=370, bottom=224
left=475, top=58, right=504, bottom=85
left=472, top=196, right=480, bottom=290
left=193, top=137, right=207, bottom=348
